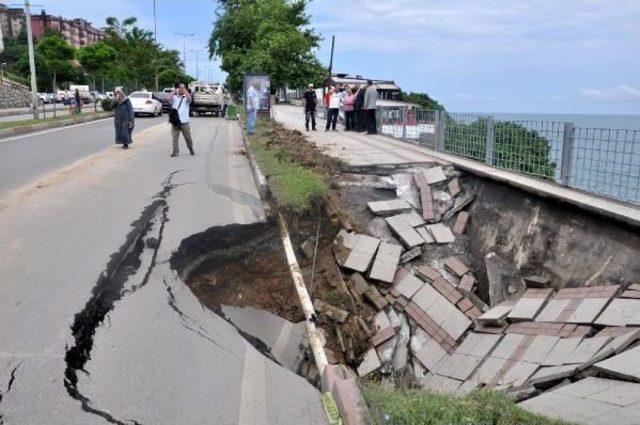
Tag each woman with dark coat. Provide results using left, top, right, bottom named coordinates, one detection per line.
left=112, top=88, right=135, bottom=149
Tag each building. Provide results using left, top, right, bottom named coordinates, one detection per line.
left=0, top=4, right=103, bottom=46
left=329, top=73, right=403, bottom=101
left=0, top=3, right=26, bottom=38
left=30, top=11, right=103, bottom=46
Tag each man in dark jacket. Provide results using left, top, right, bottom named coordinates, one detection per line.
left=363, top=80, right=379, bottom=134
left=354, top=85, right=366, bottom=132
left=74, top=89, right=82, bottom=114
left=302, top=83, right=317, bottom=131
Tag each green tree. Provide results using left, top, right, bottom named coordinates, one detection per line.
left=36, top=33, right=75, bottom=117
left=209, top=0, right=326, bottom=93
left=77, top=41, right=117, bottom=93
left=402, top=91, right=445, bottom=111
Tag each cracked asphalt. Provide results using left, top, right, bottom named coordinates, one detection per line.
left=0, top=117, right=328, bottom=424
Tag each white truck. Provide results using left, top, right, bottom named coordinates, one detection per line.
left=189, top=82, right=230, bottom=117
left=69, top=85, right=92, bottom=104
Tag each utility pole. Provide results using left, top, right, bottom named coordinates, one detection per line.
left=24, top=0, right=39, bottom=119
left=190, top=49, right=203, bottom=81
left=323, top=35, right=335, bottom=99
left=153, top=0, right=158, bottom=91
left=174, top=32, right=194, bottom=74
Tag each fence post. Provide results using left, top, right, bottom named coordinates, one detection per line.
left=437, top=111, right=446, bottom=151
left=402, top=107, right=407, bottom=140
left=561, top=122, right=575, bottom=186
left=485, top=116, right=495, bottom=166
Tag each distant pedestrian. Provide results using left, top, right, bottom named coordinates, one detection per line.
left=74, top=89, right=82, bottom=114
left=325, top=87, right=340, bottom=131
left=364, top=80, right=378, bottom=134
left=302, top=83, right=317, bottom=131
left=344, top=88, right=356, bottom=131
left=323, top=85, right=331, bottom=118
left=168, top=82, right=194, bottom=157
left=112, top=87, right=134, bottom=150
left=246, top=82, right=259, bottom=135
left=355, top=85, right=366, bottom=132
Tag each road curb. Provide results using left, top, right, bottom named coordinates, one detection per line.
left=241, top=130, right=270, bottom=202
left=0, top=112, right=113, bottom=139
left=321, top=364, right=370, bottom=425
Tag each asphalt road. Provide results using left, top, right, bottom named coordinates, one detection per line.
left=0, top=115, right=165, bottom=201
left=0, top=117, right=327, bottom=424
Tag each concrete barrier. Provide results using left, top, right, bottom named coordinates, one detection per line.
left=0, top=112, right=113, bottom=140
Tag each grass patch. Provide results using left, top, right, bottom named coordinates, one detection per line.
left=248, top=119, right=328, bottom=213
left=0, top=111, right=104, bottom=130
left=364, top=384, right=571, bottom=425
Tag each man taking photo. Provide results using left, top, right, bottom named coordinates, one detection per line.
left=168, top=82, right=195, bottom=157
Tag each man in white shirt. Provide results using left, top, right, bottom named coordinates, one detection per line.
left=246, top=82, right=259, bottom=135
left=168, top=83, right=194, bottom=157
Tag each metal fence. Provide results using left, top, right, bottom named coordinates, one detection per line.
left=377, top=107, right=640, bottom=205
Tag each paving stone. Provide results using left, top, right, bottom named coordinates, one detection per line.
left=394, top=273, right=424, bottom=299
left=342, top=234, right=381, bottom=272
left=544, top=337, right=584, bottom=366
left=448, top=177, right=461, bottom=197
left=570, top=335, right=613, bottom=364
left=425, top=223, right=455, bottom=244
left=357, top=348, right=382, bottom=377
left=594, top=327, right=640, bottom=361
left=476, top=305, right=514, bottom=327
left=374, top=311, right=392, bottom=331
left=506, top=321, right=592, bottom=338
left=442, top=193, right=475, bottom=221
left=368, top=242, right=403, bottom=283
left=621, top=290, right=640, bottom=299
left=411, top=283, right=472, bottom=341
left=399, top=246, right=421, bottom=264
left=419, top=186, right=435, bottom=221
left=508, top=289, right=554, bottom=322
left=403, top=210, right=425, bottom=227
left=594, top=345, right=640, bottom=381
left=415, top=226, right=435, bottom=244
left=367, top=199, right=413, bottom=216
left=536, top=285, right=617, bottom=324
left=421, top=373, right=462, bottom=394
left=458, top=273, right=477, bottom=293
left=416, top=265, right=442, bottom=283
left=453, top=211, right=470, bottom=235
left=595, top=298, right=640, bottom=327
left=423, top=166, right=447, bottom=185
left=364, top=286, right=389, bottom=310
left=444, top=257, right=470, bottom=277
left=521, top=335, right=560, bottom=364
left=432, top=333, right=502, bottom=380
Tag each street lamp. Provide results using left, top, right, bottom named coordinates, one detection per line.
left=174, top=32, right=194, bottom=74
left=153, top=0, right=158, bottom=91
left=190, top=49, right=204, bottom=81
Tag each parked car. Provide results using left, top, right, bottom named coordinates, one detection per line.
left=129, top=91, right=163, bottom=117
left=153, top=91, right=172, bottom=112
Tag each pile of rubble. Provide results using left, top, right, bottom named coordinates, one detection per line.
left=322, top=164, right=640, bottom=422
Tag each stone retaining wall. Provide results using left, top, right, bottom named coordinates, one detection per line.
left=0, top=78, right=31, bottom=109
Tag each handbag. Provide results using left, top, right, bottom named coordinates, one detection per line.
left=169, top=96, right=184, bottom=126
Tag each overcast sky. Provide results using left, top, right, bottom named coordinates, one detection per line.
left=36, top=0, right=640, bottom=114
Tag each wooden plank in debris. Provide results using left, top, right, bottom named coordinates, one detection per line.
left=453, top=211, right=470, bottom=235
left=444, top=257, right=471, bottom=277
left=367, top=199, right=413, bottom=216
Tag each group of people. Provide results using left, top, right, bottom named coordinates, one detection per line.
left=111, top=82, right=194, bottom=156
left=302, top=79, right=379, bottom=134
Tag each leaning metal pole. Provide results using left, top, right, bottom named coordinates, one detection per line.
left=24, top=0, right=39, bottom=119
left=277, top=212, right=328, bottom=376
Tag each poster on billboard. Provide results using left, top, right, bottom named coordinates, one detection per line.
left=243, top=74, right=270, bottom=112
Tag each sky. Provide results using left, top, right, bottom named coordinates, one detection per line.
left=34, top=0, right=640, bottom=114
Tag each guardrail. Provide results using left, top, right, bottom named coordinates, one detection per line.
left=377, top=107, right=640, bottom=205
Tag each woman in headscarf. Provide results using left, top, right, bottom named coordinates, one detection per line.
left=112, top=87, right=135, bottom=149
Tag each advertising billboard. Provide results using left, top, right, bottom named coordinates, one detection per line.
left=243, top=74, right=270, bottom=112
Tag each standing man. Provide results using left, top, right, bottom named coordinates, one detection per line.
left=169, top=82, right=194, bottom=157
left=302, top=83, right=317, bottom=131
left=74, top=88, right=82, bottom=114
left=364, top=80, right=378, bottom=134
left=325, top=87, right=340, bottom=131
left=246, top=82, right=259, bottom=135
left=354, top=85, right=365, bottom=132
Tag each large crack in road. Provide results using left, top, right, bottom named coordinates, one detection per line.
left=0, top=363, right=21, bottom=425
left=62, top=173, right=179, bottom=425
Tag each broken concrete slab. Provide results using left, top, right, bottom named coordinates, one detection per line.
left=594, top=327, right=640, bottom=361
left=415, top=264, right=441, bottom=283
left=423, top=166, right=447, bottom=185
left=415, top=226, right=435, bottom=244
left=419, top=186, right=435, bottom=221
left=508, top=288, right=554, bottom=322
left=413, top=337, right=449, bottom=371
left=368, top=242, right=403, bottom=283
left=570, top=335, right=613, bottom=364
left=314, top=299, right=349, bottom=323
left=394, top=272, right=424, bottom=299
left=442, top=193, right=475, bottom=221
left=399, top=246, right=421, bottom=264
left=458, top=273, right=477, bottom=293
left=595, top=298, right=640, bottom=327
left=412, top=283, right=472, bottom=341
left=453, top=211, right=470, bottom=235
left=403, top=210, right=425, bottom=227
left=364, top=286, right=389, bottom=310
left=476, top=305, right=514, bottom=327
left=594, top=345, right=640, bottom=382
left=371, top=327, right=396, bottom=347
left=385, top=214, right=425, bottom=248
left=544, top=337, right=583, bottom=366
left=444, top=257, right=471, bottom=277
left=507, top=321, right=593, bottom=338
left=425, top=223, right=455, bottom=244
left=527, top=365, right=578, bottom=386
left=421, top=373, right=462, bottom=394
left=334, top=231, right=381, bottom=273
left=367, top=199, right=413, bottom=216
left=432, top=332, right=502, bottom=381
left=357, top=348, right=382, bottom=377
left=523, top=275, right=552, bottom=289
left=485, top=251, right=524, bottom=307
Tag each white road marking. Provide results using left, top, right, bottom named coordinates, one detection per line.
left=0, top=117, right=113, bottom=144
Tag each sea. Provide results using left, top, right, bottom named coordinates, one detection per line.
left=489, top=113, right=640, bottom=131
